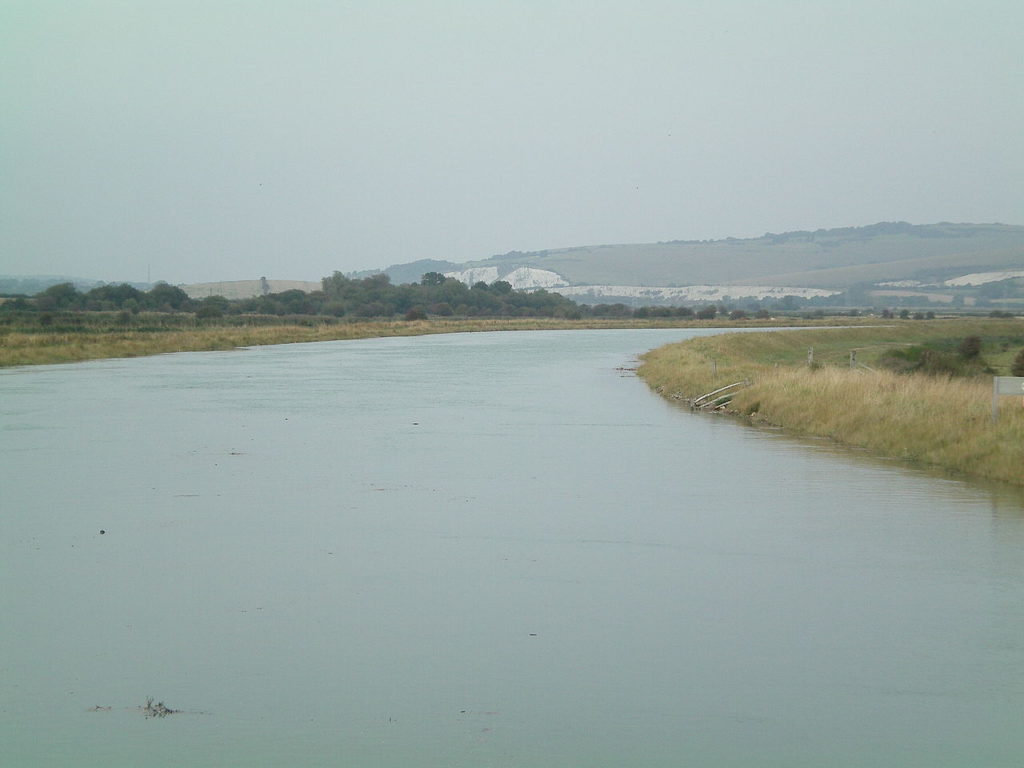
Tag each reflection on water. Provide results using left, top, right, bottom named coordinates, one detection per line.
left=2, top=330, right=1023, bottom=767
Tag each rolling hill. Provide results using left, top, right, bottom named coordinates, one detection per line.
left=374, top=221, right=1024, bottom=306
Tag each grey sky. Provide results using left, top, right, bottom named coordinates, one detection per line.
left=2, top=1, right=1022, bottom=285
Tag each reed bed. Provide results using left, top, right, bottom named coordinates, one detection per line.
left=0, top=316, right=743, bottom=368
left=639, top=319, right=1024, bottom=486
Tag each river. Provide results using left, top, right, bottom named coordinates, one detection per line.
left=2, top=329, right=1023, bottom=767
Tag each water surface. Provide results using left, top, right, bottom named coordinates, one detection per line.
left=2, top=329, right=1023, bottom=767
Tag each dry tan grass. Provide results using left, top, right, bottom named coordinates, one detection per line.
left=0, top=316, right=728, bottom=367
left=640, top=320, right=1024, bottom=486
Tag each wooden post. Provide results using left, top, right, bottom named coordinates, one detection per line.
left=807, top=347, right=814, bottom=366
left=850, top=350, right=857, bottom=368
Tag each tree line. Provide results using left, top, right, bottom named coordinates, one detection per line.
left=8, top=271, right=1003, bottom=323
left=1, top=272, right=587, bottom=320
left=3, top=271, right=726, bottom=321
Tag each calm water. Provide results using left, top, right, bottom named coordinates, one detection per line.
left=2, top=329, right=1023, bottom=767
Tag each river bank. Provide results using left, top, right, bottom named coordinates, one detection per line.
left=0, top=314, right=866, bottom=367
left=638, top=319, right=1024, bottom=486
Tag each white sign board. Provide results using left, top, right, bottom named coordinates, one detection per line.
left=994, top=376, right=1024, bottom=395
left=992, top=376, right=1024, bottom=420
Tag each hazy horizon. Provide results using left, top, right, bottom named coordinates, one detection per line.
left=3, top=1, right=1022, bottom=285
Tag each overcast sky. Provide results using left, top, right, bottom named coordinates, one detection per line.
left=2, top=1, right=1022, bottom=285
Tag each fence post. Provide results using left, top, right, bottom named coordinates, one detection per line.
left=807, top=347, right=814, bottom=366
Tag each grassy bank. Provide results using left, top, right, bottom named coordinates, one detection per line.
left=0, top=318, right=581, bottom=367
left=0, top=313, right=874, bottom=368
left=638, top=318, right=1024, bottom=486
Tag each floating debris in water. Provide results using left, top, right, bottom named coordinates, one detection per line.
left=87, top=698, right=208, bottom=718
left=143, top=698, right=178, bottom=718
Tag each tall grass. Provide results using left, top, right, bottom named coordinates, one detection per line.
left=0, top=316, right=717, bottom=367
left=0, top=313, right=883, bottom=368
left=639, top=319, right=1024, bottom=486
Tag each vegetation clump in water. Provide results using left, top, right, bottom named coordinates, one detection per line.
left=142, top=698, right=178, bottom=718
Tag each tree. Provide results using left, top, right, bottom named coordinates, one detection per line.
left=421, top=272, right=446, bottom=286
left=322, top=271, right=351, bottom=298
left=1012, top=349, right=1024, bottom=377
left=146, top=282, right=190, bottom=310
left=85, top=283, right=143, bottom=310
left=196, top=295, right=230, bottom=319
left=38, top=282, right=81, bottom=310
left=958, top=336, right=982, bottom=359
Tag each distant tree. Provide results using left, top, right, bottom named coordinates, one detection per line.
left=695, top=306, right=717, bottom=320
left=146, top=282, right=190, bottom=310
left=85, top=283, right=144, bottom=310
left=1012, top=349, right=1024, bottom=377
left=321, top=271, right=351, bottom=297
left=591, top=303, right=632, bottom=318
left=196, top=295, right=230, bottom=319
left=490, top=280, right=512, bottom=295
left=421, top=271, right=447, bottom=286
left=958, top=336, right=983, bottom=359
left=38, top=282, right=81, bottom=310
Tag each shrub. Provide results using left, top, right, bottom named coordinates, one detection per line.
left=1012, top=349, right=1024, bottom=377
left=958, top=335, right=982, bottom=359
left=195, top=304, right=223, bottom=319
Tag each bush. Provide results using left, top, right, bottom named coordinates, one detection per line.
left=195, top=304, right=223, bottom=319
left=1012, top=349, right=1024, bottom=377
left=958, top=335, right=982, bottom=359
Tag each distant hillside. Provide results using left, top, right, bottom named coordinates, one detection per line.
left=374, top=221, right=1024, bottom=306
left=0, top=275, right=148, bottom=295
left=435, top=222, right=1024, bottom=287
left=181, top=279, right=323, bottom=300
left=5, top=222, right=1022, bottom=309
